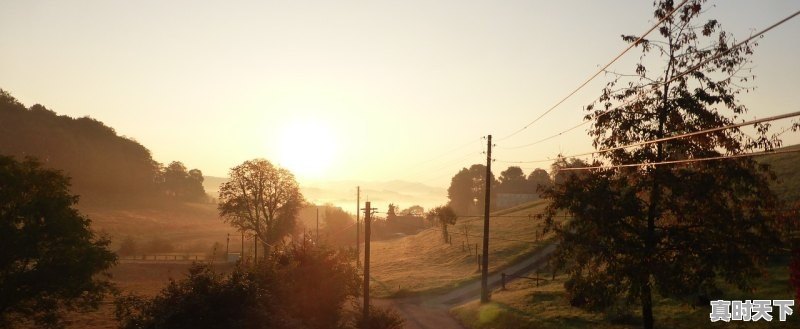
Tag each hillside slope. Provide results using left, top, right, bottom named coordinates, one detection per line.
left=759, top=144, right=800, bottom=202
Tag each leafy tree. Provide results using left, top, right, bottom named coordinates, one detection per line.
left=115, top=246, right=360, bottom=329
left=160, top=161, right=205, bottom=201
left=426, top=205, right=458, bottom=242
left=0, top=155, right=116, bottom=327
left=218, top=159, right=304, bottom=253
left=399, top=205, right=424, bottom=217
left=447, top=164, right=495, bottom=215
left=543, top=2, right=785, bottom=328
left=526, top=168, right=552, bottom=194
left=497, top=166, right=528, bottom=194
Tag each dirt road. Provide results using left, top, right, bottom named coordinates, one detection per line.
left=374, top=243, right=557, bottom=329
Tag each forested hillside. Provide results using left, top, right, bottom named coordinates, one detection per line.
left=0, top=89, right=205, bottom=203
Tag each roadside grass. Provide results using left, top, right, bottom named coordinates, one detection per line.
left=759, top=144, right=800, bottom=202
left=452, top=261, right=798, bottom=328
left=368, top=199, right=564, bottom=297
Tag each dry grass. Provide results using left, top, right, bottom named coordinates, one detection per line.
left=452, top=263, right=799, bottom=329
left=367, top=199, right=562, bottom=297
left=27, top=202, right=239, bottom=328
left=81, top=201, right=236, bottom=254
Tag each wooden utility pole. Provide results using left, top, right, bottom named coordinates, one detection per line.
left=481, top=134, right=492, bottom=303
left=226, top=233, right=230, bottom=258
left=241, top=231, right=244, bottom=260
left=356, top=186, right=360, bottom=266
left=316, top=206, right=320, bottom=244
left=362, top=201, right=375, bottom=322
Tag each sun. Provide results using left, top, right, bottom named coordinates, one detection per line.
left=276, top=119, right=338, bottom=180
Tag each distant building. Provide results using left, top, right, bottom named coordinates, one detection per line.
left=496, top=193, right=538, bottom=209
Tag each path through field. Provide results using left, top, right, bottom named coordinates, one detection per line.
left=375, top=243, right=557, bottom=329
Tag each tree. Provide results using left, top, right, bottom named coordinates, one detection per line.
left=218, top=159, right=304, bottom=253
left=399, top=205, right=424, bottom=217
left=497, top=166, right=527, bottom=194
left=426, top=205, right=458, bottom=243
left=115, top=246, right=361, bottom=329
left=0, top=155, right=116, bottom=327
left=160, top=161, right=206, bottom=201
left=526, top=168, right=552, bottom=194
left=447, top=164, right=495, bottom=215
left=543, top=2, right=784, bottom=328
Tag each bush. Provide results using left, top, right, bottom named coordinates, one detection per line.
left=351, top=305, right=405, bottom=329
left=116, top=246, right=362, bottom=329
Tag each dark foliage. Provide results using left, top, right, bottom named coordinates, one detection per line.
left=447, top=164, right=495, bottom=215
left=543, top=1, right=786, bottom=328
left=116, top=246, right=360, bottom=329
left=0, top=89, right=205, bottom=203
left=426, top=205, right=458, bottom=242
left=0, top=155, right=117, bottom=328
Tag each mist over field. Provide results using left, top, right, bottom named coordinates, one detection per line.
left=2, top=1, right=800, bottom=329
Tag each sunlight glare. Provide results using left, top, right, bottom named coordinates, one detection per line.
left=276, top=118, right=338, bottom=180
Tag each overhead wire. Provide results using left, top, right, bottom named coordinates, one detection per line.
left=557, top=147, right=800, bottom=171
left=499, top=7, right=800, bottom=151
left=499, top=110, right=800, bottom=164
left=496, top=0, right=690, bottom=142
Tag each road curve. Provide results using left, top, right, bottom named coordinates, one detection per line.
left=374, top=242, right=557, bottom=329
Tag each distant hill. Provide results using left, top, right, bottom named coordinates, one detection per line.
left=0, top=89, right=204, bottom=204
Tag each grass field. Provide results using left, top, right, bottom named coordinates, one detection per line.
left=32, top=262, right=228, bottom=329
left=452, top=261, right=799, bottom=329
left=367, top=199, right=564, bottom=297
left=81, top=201, right=237, bottom=256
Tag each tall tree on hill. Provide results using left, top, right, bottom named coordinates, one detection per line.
left=0, top=155, right=116, bottom=327
left=526, top=168, right=552, bottom=194
left=497, top=166, right=527, bottom=194
left=447, top=164, right=496, bottom=215
left=426, top=205, right=458, bottom=243
left=542, top=2, right=785, bottom=328
left=218, top=159, right=304, bottom=253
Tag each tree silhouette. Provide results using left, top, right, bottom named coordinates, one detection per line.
left=447, top=164, right=495, bottom=215
left=426, top=205, right=458, bottom=243
left=526, top=168, right=552, bottom=194
left=543, top=2, right=784, bottom=328
left=0, top=155, right=116, bottom=327
left=497, top=166, right=527, bottom=194
left=218, top=159, right=304, bottom=252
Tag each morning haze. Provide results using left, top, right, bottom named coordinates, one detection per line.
left=1, top=1, right=799, bottom=328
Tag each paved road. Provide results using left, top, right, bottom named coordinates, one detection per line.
left=375, top=243, right=557, bottom=329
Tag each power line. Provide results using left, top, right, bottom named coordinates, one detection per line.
left=660, top=9, right=800, bottom=87
left=557, top=147, right=800, bottom=171
left=496, top=0, right=690, bottom=142
left=500, top=110, right=800, bottom=164
left=499, top=8, right=800, bottom=150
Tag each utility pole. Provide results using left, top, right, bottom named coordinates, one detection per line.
left=361, top=201, right=376, bottom=322
left=481, top=134, right=492, bottom=303
left=316, top=206, right=320, bottom=245
left=226, top=233, right=230, bottom=258
left=254, top=233, right=258, bottom=265
left=241, top=231, right=244, bottom=261
left=356, top=186, right=360, bottom=266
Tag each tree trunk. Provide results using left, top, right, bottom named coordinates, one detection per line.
left=640, top=278, right=654, bottom=329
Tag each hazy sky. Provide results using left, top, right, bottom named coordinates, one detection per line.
left=2, top=0, right=798, bottom=188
